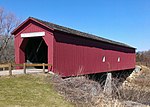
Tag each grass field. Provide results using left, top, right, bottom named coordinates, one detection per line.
left=0, top=74, right=73, bottom=107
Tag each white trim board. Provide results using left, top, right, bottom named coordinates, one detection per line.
left=21, top=32, right=45, bottom=38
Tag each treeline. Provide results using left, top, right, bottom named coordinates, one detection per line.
left=0, top=7, right=20, bottom=63
left=136, top=50, right=150, bottom=67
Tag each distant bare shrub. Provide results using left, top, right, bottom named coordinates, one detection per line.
left=136, top=50, right=150, bottom=68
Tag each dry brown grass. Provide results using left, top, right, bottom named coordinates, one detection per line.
left=49, top=75, right=102, bottom=106
left=48, top=70, right=150, bottom=107
left=124, top=65, right=150, bottom=87
left=121, top=65, right=150, bottom=105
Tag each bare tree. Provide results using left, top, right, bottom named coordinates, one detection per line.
left=0, top=7, right=20, bottom=63
left=136, top=50, right=150, bottom=67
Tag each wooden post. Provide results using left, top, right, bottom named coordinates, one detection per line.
left=23, top=63, right=26, bottom=74
left=43, top=63, right=45, bottom=73
left=9, top=63, right=12, bottom=76
left=3, top=67, right=5, bottom=71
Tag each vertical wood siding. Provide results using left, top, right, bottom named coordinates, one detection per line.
left=53, top=31, right=135, bottom=77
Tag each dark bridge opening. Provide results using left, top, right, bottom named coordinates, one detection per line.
left=25, top=37, right=48, bottom=68
left=87, top=69, right=134, bottom=87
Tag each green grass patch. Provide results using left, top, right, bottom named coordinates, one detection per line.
left=0, top=74, right=73, bottom=107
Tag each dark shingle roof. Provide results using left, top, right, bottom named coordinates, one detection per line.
left=31, top=17, right=135, bottom=49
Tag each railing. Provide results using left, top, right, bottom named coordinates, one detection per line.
left=0, top=63, right=52, bottom=76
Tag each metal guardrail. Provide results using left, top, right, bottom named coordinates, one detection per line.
left=0, top=63, right=52, bottom=76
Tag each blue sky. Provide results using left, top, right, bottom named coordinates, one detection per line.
left=0, top=0, right=150, bottom=51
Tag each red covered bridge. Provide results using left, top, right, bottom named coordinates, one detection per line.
left=12, top=17, right=136, bottom=77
